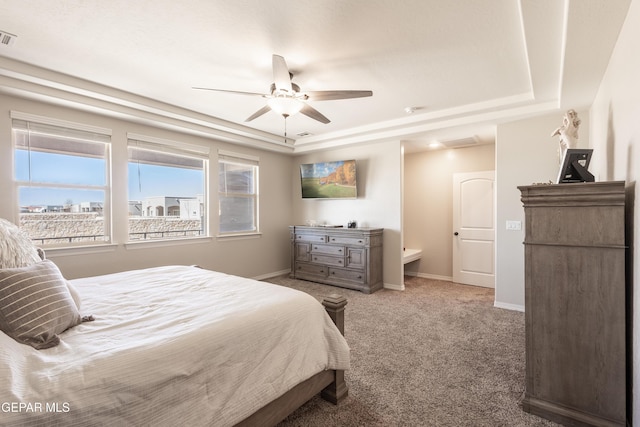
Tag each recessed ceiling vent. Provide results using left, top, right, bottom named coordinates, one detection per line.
left=441, top=136, right=479, bottom=148
left=0, top=31, right=17, bottom=47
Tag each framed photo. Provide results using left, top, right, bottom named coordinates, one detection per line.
left=557, top=149, right=594, bottom=183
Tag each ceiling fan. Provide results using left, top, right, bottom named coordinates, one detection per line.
left=193, top=54, right=373, bottom=124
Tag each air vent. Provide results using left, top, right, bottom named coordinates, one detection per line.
left=0, top=31, right=17, bottom=47
left=441, top=136, right=478, bottom=148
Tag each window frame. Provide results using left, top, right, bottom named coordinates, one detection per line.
left=11, top=111, right=112, bottom=248
left=217, top=150, right=260, bottom=237
left=126, top=133, right=209, bottom=243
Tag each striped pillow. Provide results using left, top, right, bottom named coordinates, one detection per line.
left=0, top=260, right=82, bottom=349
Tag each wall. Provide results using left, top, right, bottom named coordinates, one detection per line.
left=495, top=109, right=590, bottom=310
left=403, top=143, right=495, bottom=280
left=291, top=141, right=404, bottom=290
left=0, top=94, right=294, bottom=280
left=589, top=1, right=639, bottom=421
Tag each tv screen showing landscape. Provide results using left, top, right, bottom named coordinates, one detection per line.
left=300, top=160, right=357, bottom=199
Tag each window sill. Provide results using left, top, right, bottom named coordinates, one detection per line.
left=44, top=243, right=118, bottom=257
left=125, top=236, right=212, bottom=250
left=216, top=232, right=262, bottom=241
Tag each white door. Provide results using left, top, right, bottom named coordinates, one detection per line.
left=452, top=171, right=495, bottom=288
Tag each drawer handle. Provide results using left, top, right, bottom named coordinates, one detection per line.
left=338, top=260, right=342, bottom=264
left=338, top=249, right=342, bottom=252
left=358, top=240, right=363, bottom=243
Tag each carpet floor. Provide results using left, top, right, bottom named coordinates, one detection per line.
left=263, top=275, right=559, bottom=427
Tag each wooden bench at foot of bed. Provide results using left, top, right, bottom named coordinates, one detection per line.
left=235, top=294, right=348, bottom=427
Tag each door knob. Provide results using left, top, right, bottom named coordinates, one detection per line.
left=454, top=232, right=459, bottom=236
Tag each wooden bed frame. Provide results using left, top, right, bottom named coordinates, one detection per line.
left=235, top=294, right=348, bottom=427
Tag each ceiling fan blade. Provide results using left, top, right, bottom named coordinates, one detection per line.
left=245, top=105, right=272, bottom=122
left=300, top=104, right=331, bottom=124
left=305, top=90, right=373, bottom=101
left=272, top=55, right=292, bottom=93
left=192, top=87, right=266, bottom=97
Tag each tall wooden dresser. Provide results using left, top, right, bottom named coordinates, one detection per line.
left=290, top=226, right=383, bottom=293
left=518, top=181, right=628, bottom=426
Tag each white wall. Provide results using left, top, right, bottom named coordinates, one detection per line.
left=291, top=141, right=404, bottom=290
left=403, top=143, right=495, bottom=280
left=589, top=1, right=639, bottom=420
left=494, top=109, right=590, bottom=310
left=0, top=94, right=294, bottom=280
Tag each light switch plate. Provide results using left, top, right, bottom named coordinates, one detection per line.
left=506, top=220, right=522, bottom=231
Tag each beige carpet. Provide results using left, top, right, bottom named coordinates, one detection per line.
left=263, top=275, right=559, bottom=427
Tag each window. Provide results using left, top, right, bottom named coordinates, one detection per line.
left=218, top=151, right=259, bottom=235
left=127, top=134, right=208, bottom=241
left=12, top=112, right=111, bottom=246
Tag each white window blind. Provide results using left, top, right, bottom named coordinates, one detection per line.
left=128, top=133, right=209, bottom=170
left=218, top=150, right=259, bottom=235
left=13, top=119, right=109, bottom=160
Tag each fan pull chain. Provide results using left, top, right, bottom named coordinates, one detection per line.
left=283, top=114, right=289, bottom=143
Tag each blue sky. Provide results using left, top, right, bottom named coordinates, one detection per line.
left=300, top=161, right=345, bottom=178
left=16, top=150, right=203, bottom=206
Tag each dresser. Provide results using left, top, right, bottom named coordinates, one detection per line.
left=290, top=226, right=383, bottom=293
left=518, top=181, right=628, bottom=426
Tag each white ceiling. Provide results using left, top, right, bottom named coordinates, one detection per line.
left=0, top=0, right=631, bottom=154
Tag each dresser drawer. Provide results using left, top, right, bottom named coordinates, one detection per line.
left=312, top=244, right=345, bottom=256
left=329, top=267, right=366, bottom=283
left=295, top=233, right=327, bottom=243
left=295, top=262, right=328, bottom=276
left=311, top=254, right=345, bottom=267
left=328, top=235, right=366, bottom=246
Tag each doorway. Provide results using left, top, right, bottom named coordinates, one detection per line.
left=402, top=143, right=496, bottom=283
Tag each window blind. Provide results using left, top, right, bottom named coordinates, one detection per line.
left=128, top=134, right=209, bottom=169
left=12, top=119, right=110, bottom=158
left=218, top=150, right=259, bottom=166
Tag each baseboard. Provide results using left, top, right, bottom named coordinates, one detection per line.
left=404, top=271, right=453, bottom=282
left=383, top=282, right=405, bottom=291
left=494, top=301, right=524, bottom=312
left=252, top=269, right=290, bottom=281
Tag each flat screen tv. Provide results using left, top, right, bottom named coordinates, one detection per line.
left=300, top=160, right=357, bottom=199
left=556, top=148, right=595, bottom=183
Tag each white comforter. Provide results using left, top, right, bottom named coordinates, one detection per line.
left=0, top=265, right=350, bottom=427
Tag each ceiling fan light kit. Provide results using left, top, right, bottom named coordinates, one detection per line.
left=193, top=54, right=373, bottom=129
left=267, top=96, right=304, bottom=117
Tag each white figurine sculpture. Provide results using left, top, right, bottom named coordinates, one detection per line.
left=551, top=109, right=581, bottom=159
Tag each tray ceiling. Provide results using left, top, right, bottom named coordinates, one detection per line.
left=0, top=0, right=631, bottom=153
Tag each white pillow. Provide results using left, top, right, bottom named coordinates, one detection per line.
left=0, top=218, right=41, bottom=269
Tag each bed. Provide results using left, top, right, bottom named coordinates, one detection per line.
left=0, top=222, right=349, bottom=427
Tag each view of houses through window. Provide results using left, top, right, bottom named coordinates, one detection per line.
left=127, top=136, right=207, bottom=241
left=12, top=116, right=215, bottom=246
left=13, top=116, right=112, bottom=245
